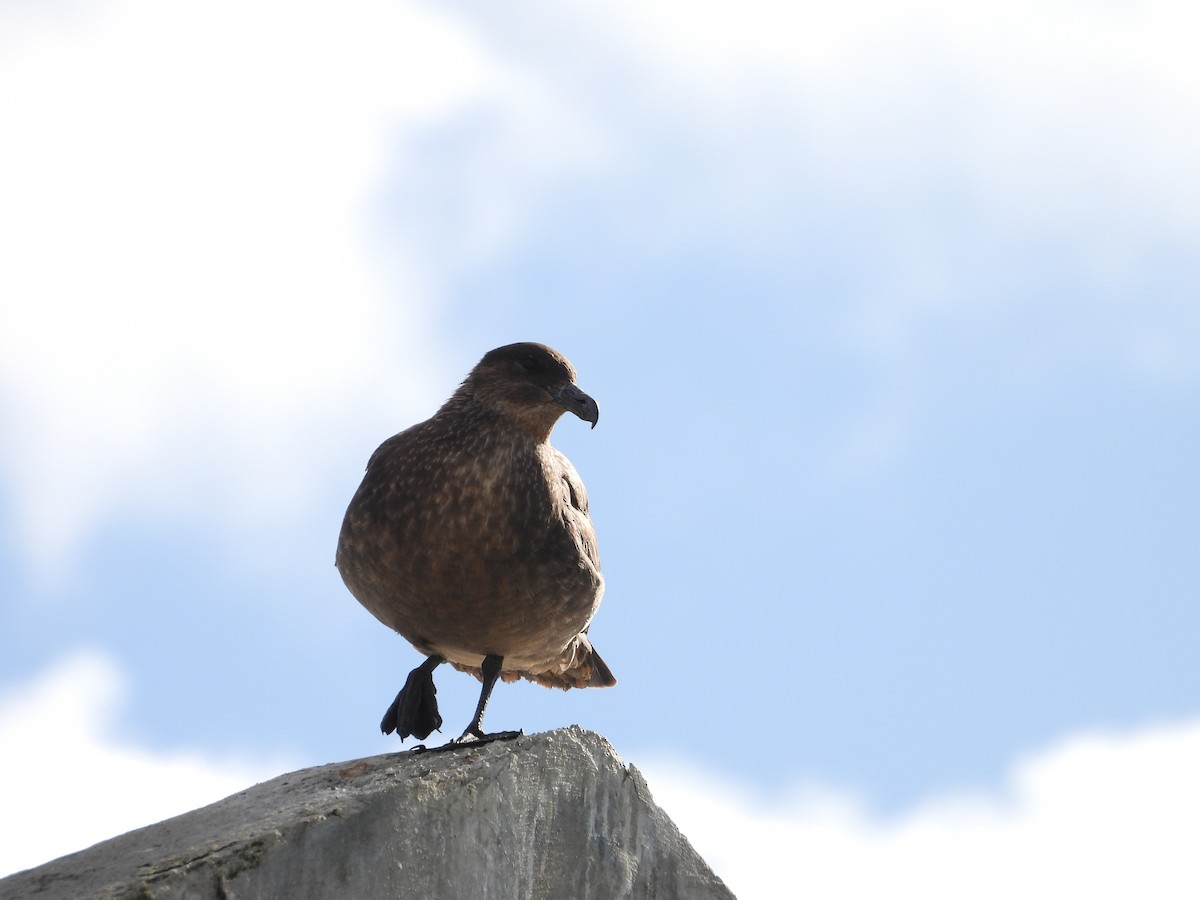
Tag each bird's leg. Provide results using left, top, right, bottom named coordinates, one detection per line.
left=380, top=654, right=444, bottom=741
left=453, top=654, right=521, bottom=745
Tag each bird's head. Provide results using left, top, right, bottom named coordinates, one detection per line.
left=460, top=342, right=599, bottom=441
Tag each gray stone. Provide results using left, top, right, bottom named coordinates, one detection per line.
left=1, top=726, right=734, bottom=899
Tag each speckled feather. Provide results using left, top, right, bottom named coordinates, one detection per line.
left=335, top=343, right=614, bottom=691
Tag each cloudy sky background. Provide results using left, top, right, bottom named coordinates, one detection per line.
left=2, top=2, right=1198, bottom=896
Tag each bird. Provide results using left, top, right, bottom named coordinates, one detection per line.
left=335, top=341, right=615, bottom=745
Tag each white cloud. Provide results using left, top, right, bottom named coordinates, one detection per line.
left=640, top=719, right=1200, bottom=899
left=0, top=0, right=606, bottom=581
left=4, top=0, right=1198, bottom=578
left=561, top=0, right=1200, bottom=469
left=553, top=0, right=1200, bottom=381
left=590, top=0, right=1200, bottom=225
left=0, top=651, right=288, bottom=878
left=0, top=0, right=454, bottom=575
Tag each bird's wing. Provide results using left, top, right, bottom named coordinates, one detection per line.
left=550, top=448, right=599, bottom=571
left=362, top=421, right=423, bottom=472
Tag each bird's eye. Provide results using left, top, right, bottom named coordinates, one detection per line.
left=519, top=354, right=545, bottom=373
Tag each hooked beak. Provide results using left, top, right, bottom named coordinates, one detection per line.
left=552, top=382, right=599, bottom=429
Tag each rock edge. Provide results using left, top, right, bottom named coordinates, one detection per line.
left=0, top=726, right=734, bottom=900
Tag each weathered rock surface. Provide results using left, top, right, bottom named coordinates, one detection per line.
left=0, top=726, right=734, bottom=900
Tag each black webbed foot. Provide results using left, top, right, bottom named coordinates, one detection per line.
left=380, top=655, right=444, bottom=740
left=450, top=728, right=523, bottom=747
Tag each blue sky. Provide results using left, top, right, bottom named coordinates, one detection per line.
left=2, top=1, right=1199, bottom=895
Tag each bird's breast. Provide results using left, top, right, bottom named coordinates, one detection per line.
left=337, top=425, right=602, bottom=661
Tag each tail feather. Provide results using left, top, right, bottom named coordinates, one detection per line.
left=583, top=639, right=616, bottom=687
left=540, top=633, right=615, bottom=689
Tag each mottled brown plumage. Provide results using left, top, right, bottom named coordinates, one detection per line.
left=336, top=342, right=614, bottom=743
